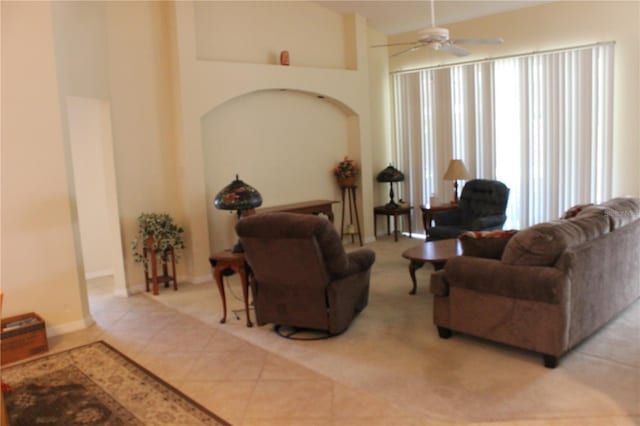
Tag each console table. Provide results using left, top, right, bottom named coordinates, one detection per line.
left=250, top=200, right=338, bottom=223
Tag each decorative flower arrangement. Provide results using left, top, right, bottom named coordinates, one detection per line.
left=131, top=213, right=185, bottom=268
left=333, top=156, right=359, bottom=180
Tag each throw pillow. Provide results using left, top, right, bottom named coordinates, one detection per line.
left=562, top=203, right=593, bottom=219
left=459, top=230, right=518, bottom=259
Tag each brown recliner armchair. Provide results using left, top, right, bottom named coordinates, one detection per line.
left=236, top=212, right=375, bottom=336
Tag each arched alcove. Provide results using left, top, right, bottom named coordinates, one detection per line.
left=201, top=89, right=358, bottom=253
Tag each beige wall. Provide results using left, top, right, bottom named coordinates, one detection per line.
left=105, top=1, right=186, bottom=289
left=194, top=1, right=348, bottom=69
left=174, top=1, right=378, bottom=282
left=1, top=2, right=90, bottom=334
left=1, top=0, right=390, bottom=333
left=67, top=97, right=113, bottom=277
left=201, top=90, right=351, bottom=252
left=388, top=1, right=640, bottom=197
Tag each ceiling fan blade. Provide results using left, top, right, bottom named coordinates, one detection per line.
left=436, top=43, right=470, bottom=57
left=391, top=45, right=425, bottom=58
left=370, top=41, right=422, bottom=48
left=451, top=38, right=504, bottom=45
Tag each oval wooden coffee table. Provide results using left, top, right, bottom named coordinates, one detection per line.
left=401, top=239, right=462, bottom=295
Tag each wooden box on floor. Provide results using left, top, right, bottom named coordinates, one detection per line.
left=1, top=312, right=48, bottom=365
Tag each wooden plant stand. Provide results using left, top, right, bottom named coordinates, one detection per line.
left=339, top=185, right=363, bottom=246
left=143, top=236, right=177, bottom=296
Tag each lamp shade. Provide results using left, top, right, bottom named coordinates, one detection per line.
left=376, top=165, right=405, bottom=183
left=443, top=159, right=470, bottom=181
left=214, top=175, right=263, bottom=211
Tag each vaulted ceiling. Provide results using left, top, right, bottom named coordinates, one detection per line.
left=316, top=1, right=550, bottom=35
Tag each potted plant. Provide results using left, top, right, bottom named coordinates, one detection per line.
left=333, top=156, right=359, bottom=188
left=131, top=213, right=185, bottom=294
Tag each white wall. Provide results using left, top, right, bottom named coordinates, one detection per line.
left=388, top=1, right=640, bottom=198
left=67, top=97, right=113, bottom=277
left=1, top=1, right=90, bottom=333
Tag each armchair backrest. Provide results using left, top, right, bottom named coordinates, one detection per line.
left=459, top=179, right=510, bottom=224
left=236, top=212, right=353, bottom=331
left=236, top=212, right=349, bottom=281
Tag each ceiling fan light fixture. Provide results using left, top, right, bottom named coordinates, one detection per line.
left=418, top=27, right=449, bottom=43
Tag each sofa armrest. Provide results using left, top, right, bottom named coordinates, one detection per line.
left=434, top=209, right=462, bottom=226
left=430, top=270, right=449, bottom=296
left=335, top=249, right=376, bottom=278
left=470, top=214, right=507, bottom=230
left=444, top=256, right=568, bottom=304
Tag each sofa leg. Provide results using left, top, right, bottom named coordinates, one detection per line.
left=437, top=326, right=452, bottom=339
left=543, top=354, right=558, bottom=369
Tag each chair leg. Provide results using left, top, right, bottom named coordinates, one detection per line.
left=543, top=354, right=558, bottom=369
left=437, top=326, right=452, bottom=339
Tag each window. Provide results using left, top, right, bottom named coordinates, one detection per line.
left=393, top=43, right=614, bottom=230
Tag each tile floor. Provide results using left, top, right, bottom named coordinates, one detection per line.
left=46, top=276, right=426, bottom=426
left=42, top=236, right=639, bottom=426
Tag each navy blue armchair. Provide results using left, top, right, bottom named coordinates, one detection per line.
left=429, top=179, right=510, bottom=240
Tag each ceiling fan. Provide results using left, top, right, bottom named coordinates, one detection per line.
left=372, top=0, right=504, bottom=58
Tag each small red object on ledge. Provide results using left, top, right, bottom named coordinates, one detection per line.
left=280, top=50, right=290, bottom=66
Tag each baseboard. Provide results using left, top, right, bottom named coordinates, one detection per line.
left=363, top=236, right=376, bottom=244
left=46, top=315, right=95, bottom=337
left=85, top=269, right=113, bottom=280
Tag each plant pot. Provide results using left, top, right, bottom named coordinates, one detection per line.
left=337, top=177, right=356, bottom=188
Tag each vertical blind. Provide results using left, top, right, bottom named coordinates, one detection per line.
left=393, top=43, right=614, bottom=231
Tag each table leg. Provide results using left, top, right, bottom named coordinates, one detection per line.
left=373, top=213, right=377, bottom=239
left=408, top=260, right=425, bottom=295
left=386, top=216, right=390, bottom=236
left=393, top=214, right=399, bottom=242
left=214, top=266, right=227, bottom=324
left=237, top=267, right=253, bottom=327
left=433, top=260, right=447, bottom=271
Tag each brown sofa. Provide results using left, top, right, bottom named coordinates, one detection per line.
left=430, top=197, right=640, bottom=367
left=236, top=212, right=375, bottom=336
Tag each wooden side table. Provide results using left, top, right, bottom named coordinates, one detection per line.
left=373, top=205, right=412, bottom=242
left=209, top=251, right=253, bottom=327
left=420, top=203, right=458, bottom=241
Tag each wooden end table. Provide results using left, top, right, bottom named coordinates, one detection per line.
left=209, top=251, right=253, bottom=327
left=374, top=205, right=412, bottom=242
left=401, top=239, right=462, bottom=295
left=420, top=203, right=458, bottom=241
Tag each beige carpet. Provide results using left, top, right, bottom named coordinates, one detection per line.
left=150, top=236, right=639, bottom=425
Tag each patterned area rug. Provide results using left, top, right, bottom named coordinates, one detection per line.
left=2, top=341, right=230, bottom=425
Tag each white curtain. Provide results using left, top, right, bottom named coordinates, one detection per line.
left=393, top=43, right=614, bottom=232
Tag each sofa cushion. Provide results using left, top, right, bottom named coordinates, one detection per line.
left=459, top=230, right=518, bottom=259
left=599, top=197, right=640, bottom=229
left=562, top=203, right=593, bottom=219
left=568, top=213, right=610, bottom=239
left=501, top=218, right=603, bottom=266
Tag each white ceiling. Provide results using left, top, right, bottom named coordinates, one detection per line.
left=316, top=1, right=550, bottom=35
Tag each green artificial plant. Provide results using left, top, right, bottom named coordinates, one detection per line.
left=131, top=213, right=185, bottom=269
